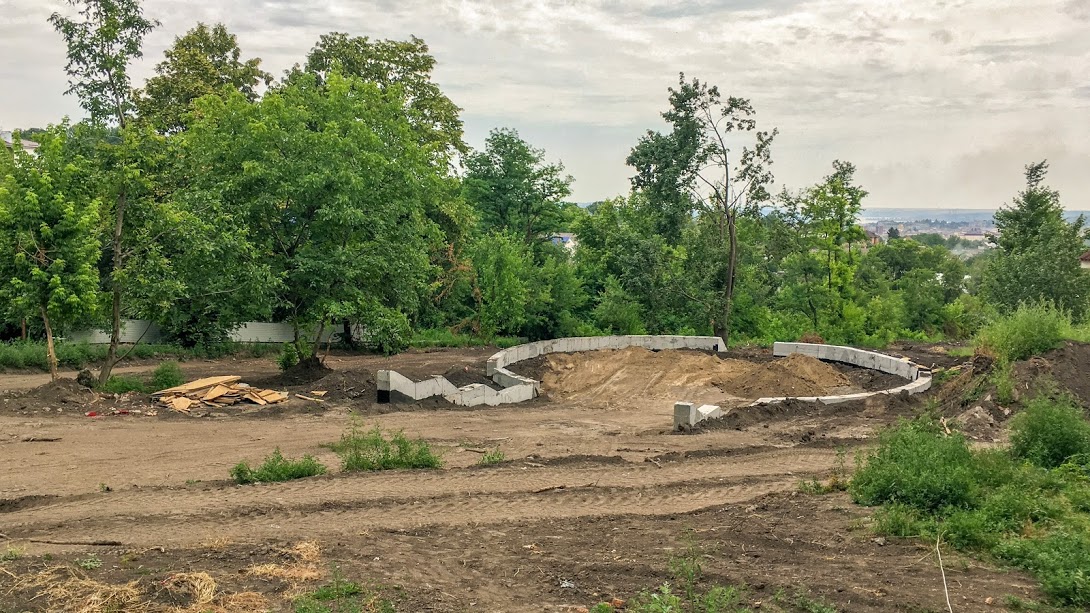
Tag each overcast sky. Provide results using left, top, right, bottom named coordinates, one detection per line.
left=2, top=0, right=1089, bottom=208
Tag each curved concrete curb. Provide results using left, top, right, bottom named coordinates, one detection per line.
left=377, top=335, right=726, bottom=407
left=674, top=342, right=933, bottom=430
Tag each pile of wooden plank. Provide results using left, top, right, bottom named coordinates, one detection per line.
left=153, top=376, right=289, bottom=413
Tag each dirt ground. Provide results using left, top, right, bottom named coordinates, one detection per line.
left=0, top=344, right=1056, bottom=611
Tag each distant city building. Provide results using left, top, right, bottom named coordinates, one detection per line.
left=1080, top=250, right=1090, bottom=270
left=549, top=232, right=578, bottom=251
left=1, top=131, right=39, bottom=156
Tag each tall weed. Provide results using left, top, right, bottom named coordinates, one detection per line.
left=974, top=302, right=1072, bottom=362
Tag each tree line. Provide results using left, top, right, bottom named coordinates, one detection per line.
left=3, top=0, right=1088, bottom=382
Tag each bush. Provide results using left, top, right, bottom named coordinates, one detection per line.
left=98, top=375, right=148, bottom=394
left=477, top=449, right=505, bottom=466
left=850, top=418, right=978, bottom=511
left=331, top=426, right=442, bottom=472
left=974, top=302, right=1072, bottom=362
left=277, top=343, right=301, bottom=371
left=149, top=361, right=185, bottom=391
left=363, top=309, right=411, bottom=355
left=1010, top=394, right=1090, bottom=469
left=995, top=530, right=1090, bottom=607
left=231, top=448, right=326, bottom=484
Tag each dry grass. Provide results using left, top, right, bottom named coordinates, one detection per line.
left=13, top=565, right=150, bottom=613
left=248, top=563, right=323, bottom=583
left=164, top=572, right=217, bottom=606
left=289, top=540, right=322, bottom=563
left=198, top=537, right=233, bottom=551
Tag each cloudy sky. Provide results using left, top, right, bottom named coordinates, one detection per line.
left=2, top=0, right=1089, bottom=208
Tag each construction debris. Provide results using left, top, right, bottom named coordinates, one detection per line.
left=153, top=376, right=289, bottom=413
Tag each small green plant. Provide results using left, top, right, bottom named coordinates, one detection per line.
left=992, top=359, right=1016, bottom=405
left=799, top=448, right=850, bottom=495
left=232, top=448, right=326, bottom=484
left=149, top=360, right=185, bottom=391
left=293, top=571, right=394, bottom=613
left=98, top=482, right=111, bottom=493
left=1, top=547, right=23, bottom=562
left=793, top=590, right=838, bottom=613
left=277, top=343, right=301, bottom=371
left=477, top=449, right=505, bottom=466
left=1010, top=393, right=1090, bottom=469
left=75, top=554, right=102, bottom=570
left=331, top=425, right=443, bottom=472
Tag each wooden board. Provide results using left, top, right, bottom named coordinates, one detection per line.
left=154, top=376, right=241, bottom=396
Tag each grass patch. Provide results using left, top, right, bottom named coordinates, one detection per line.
left=851, top=403, right=1090, bottom=607
left=330, top=426, right=443, bottom=472
left=232, top=448, right=327, bottom=485
left=477, top=448, right=505, bottom=466
left=2, top=547, right=23, bottom=562
left=75, top=554, right=102, bottom=570
left=98, top=375, right=149, bottom=394
left=292, top=573, right=395, bottom=613
left=974, top=302, right=1072, bottom=362
left=0, top=340, right=277, bottom=373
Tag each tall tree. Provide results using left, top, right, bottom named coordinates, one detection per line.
left=0, top=126, right=101, bottom=379
left=463, top=128, right=573, bottom=245
left=982, top=161, right=1090, bottom=318
left=627, top=74, right=777, bottom=344
left=181, top=72, right=443, bottom=353
left=304, top=33, right=465, bottom=164
left=50, top=0, right=163, bottom=383
left=803, top=160, right=868, bottom=296
left=136, top=22, right=272, bottom=134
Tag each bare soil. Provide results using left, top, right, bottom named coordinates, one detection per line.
left=0, top=343, right=1050, bottom=611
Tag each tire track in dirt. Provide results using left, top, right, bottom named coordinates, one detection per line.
left=5, top=448, right=833, bottom=549
left=8, top=477, right=795, bottom=549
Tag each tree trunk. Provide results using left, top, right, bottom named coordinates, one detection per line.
left=41, top=307, right=58, bottom=382
left=98, top=190, right=128, bottom=385
left=721, top=211, right=739, bottom=347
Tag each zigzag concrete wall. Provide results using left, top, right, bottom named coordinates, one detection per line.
left=378, top=335, right=726, bottom=408
left=675, top=342, right=933, bottom=429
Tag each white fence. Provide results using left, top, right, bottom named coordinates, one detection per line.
left=68, top=319, right=343, bottom=344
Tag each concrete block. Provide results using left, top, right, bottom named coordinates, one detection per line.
left=818, top=392, right=873, bottom=405
left=674, top=402, right=696, bottom=429
left=697, top=404, right=722, bottom=420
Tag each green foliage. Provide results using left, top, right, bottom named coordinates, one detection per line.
left=1, top=547, right=23, bottom=562
left=278, top=343, right=301, bottom=371
left=974, top=302, right=1072, bottom=361
left=136, top=22, right=271, bottom=133
left=993, top=360, right=1016, bottom=405
left=850, top=418, right=977, bottom=511
left=98, top=375, right=148, bottom=394
left=408, top=329, right=521, bottom=349
left=1010, top=394, right=1090, bottom=469
left=75, top=554, right=102, bottom=570
left=231, top=448, right=326, bottom=485
left=149, top=360, right=184, bottom=390
left=468, top=232, right=533, bottom=336
left=854, top=415, right=1090, bottom=607
left=360, top=308, right=411, bottom=355
left=0, top=341, right=274, bottom=372
left=293, top=572, right=395, bottom=613
left=332, top=426, right=443, bottom=472
left=477, top=449, right=505, bottom=466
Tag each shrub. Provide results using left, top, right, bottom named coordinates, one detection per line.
left=332, top=426, right=442, bottom=472
left=1010, top=394, right=1090, bottom=469
left=850, top=418, right=978, bottom=511
left=363, top=309, right=411, bottom=355
left=149, top=361, right=185, bottom=391
left=992, top=360, right=1016, bottom=405
left=277, top=343, right=301, bottom=371
left=98, top=375, right=148, bottom=394
left=995, top=530, right=1090, bottom=607
left=974, top=302, right=1071, bottom=362
left=231, top=448, right=326, bottom=484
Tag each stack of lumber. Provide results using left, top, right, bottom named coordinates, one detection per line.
left=153, top=376, right=288, bottom=413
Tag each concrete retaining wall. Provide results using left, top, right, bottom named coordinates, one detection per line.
left=379, top=335, right=726, bottom=408
left=676, top=342, right=933, bottom=429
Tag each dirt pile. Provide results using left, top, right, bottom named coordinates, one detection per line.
left=542, top=347, right=854, bottom=402
left=7, top=379, right=93, bottom=406
left=1018, top=341, right=1090, bottom=407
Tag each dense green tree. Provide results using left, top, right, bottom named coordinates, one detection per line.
left=50, top=0, right=168, bottom=383
left=463, top=128, right=573, bottom=245
left=981, top=162, right=1090, bottom=318
left=136, top=22, right=271, bottom=133
left=0, top=125, right=101, bottom=379
left=627, top=74, right=777, bottom=343
left=180, top=72, right=442, bottom=352
left=304, top=33, right=465, bottom=163
left=467, top=232, right=533, bottom=336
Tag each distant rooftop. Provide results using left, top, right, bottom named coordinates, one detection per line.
left=1, top=131, right=40, bottom=152
left=1080, top=250, right=1090, bottom=263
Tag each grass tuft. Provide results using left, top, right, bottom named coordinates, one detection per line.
left=231, top=448, right=326, bottom=485
left=477, top=448, right=505, bottom=466
left=974, top=302, right=1072, bottom=362
left=331, top=426, right=443, bottom=472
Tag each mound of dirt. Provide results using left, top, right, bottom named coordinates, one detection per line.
left=262, top=356, right=333, bottom=386
left=541, top=347, right=855, bottom=403
left=1021, top=341, right=1090, bottom=407
left=15, top=378, right=93, bottom=405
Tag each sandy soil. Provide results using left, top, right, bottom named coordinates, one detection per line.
left=0, top=344, right=1049, bottom=612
